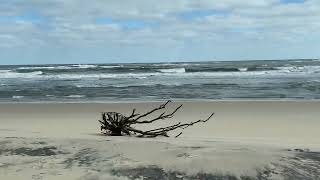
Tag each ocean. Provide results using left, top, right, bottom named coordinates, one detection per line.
left=0, top=59, right=320, bottom=102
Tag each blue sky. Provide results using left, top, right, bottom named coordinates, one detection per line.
left=0, top=0, right=319, bottom=65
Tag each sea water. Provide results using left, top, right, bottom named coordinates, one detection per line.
left=0, top=59, right=320, bottom=102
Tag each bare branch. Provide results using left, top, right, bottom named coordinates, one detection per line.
left=127, top=108, right=139, bottom=119
left=133, top=105, right=182, bottom=124
left=139, top=112, right=214, bottom=136
left=131, top=100, right=172, bottom=123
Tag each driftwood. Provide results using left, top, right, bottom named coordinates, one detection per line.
left=99, top=100, right=214, bottom=137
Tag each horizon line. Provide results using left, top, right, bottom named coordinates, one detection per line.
left=0, top=58, right=318, bottom=66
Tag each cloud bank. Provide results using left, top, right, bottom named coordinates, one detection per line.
left=0, top=0, right=319, bottom=64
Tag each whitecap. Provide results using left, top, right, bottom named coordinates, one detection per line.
left=71, top=64, right=97, bottom=69
left=238, top=68, right=248, bottom=72
left=157, top=68, right=186, bottom=73
left=18, top=66, right=72, bottom=70
left=12, top=96, right=24, bottom=99
left=18, top=66, right=55, bottom=70
left=151, top=63, right=176, bottom=66
left=51, top=73, right=118, bottom=80
left=0, top=70, right=43, bottom=79
left=55, top=66, right=73, bottom=70
left=276, top=65, right=320, bottom=74
left=100, top=65, right=123, bottom=68
left=66, top=95, right=86, bottom=98
left=17, top=65, right=98, bottom=70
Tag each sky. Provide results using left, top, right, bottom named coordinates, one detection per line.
left=0, top=0, right=319, bottom=65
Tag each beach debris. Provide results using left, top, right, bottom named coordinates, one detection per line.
left=99, top=100, right=214, bottom=137
left=293, top=148, right=311, bottom=153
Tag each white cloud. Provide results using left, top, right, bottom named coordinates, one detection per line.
left=0, top=0, right=319, bottom=63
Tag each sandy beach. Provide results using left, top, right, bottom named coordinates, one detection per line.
left=1, top=0, right=320, bottom=179
left=1, top=101, right=320, bottom=179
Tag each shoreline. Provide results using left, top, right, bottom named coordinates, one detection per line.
left=2, top=98, right=320, bottom=104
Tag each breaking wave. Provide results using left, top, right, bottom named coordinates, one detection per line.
left=17, top=64, right=98, bottom=70
left=65, top=95, right=86, bottom=98
left=276, top=65, right=320, bottom=74
left=18, top=66, right=56, bottom=70
left=100, top=65, right=123, bottom=68
left=70, top=64, right=97, bottom=69
left=12, top=96, right=24, bottom=99
left=1, top=65, right=320, bottom=80
left=185, top=67, right=240, bottom=72
left=157, top=68, right=186, bottom=73
left=0, top=70, right=43, bottom=78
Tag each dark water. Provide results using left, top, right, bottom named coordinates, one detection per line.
left=0, top=59, right=320, bottom=102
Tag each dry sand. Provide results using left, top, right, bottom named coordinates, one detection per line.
left=0, top=101, right=320, bottom=179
